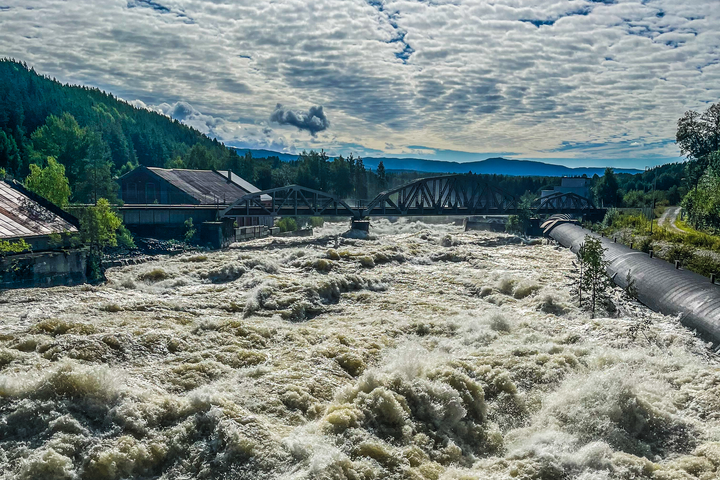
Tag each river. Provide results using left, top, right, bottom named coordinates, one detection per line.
left=1, top=219, right=718, bottom=479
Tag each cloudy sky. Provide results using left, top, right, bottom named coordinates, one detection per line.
left=1, top=0, right=719, bottom=168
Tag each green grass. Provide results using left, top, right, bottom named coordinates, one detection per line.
left=600, top=210, right=720, bottom=277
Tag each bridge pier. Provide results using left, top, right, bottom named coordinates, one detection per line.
left=351, top=219, right=370, bottom=232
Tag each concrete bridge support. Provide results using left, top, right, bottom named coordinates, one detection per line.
left=351, top=219, right=370, bottom=232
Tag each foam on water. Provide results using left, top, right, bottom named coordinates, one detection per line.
left=1, top=220, right=719, bottom=479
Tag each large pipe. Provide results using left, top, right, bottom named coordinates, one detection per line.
left=546, top=222, right=720, bottom=345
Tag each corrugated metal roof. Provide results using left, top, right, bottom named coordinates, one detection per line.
left=146, top=168, right=268, bottom=204
left=0, top=182, right=78, bottom=240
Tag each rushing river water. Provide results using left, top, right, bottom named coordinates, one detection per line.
left=1, top=219, right=719, bottom=480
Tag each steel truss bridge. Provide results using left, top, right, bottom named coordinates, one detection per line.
left=222, top=174, right=603, bottom=220
left=532, top=192, right=603, bottom=219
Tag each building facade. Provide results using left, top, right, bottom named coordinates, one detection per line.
left=117, top=166, right=272, bottom=240
left=541, top=177, right=592, bottom=200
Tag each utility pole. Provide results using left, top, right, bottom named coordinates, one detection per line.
left=651, top=167, right=657, bottom=234
left=645, top=166, right=650, bottom=232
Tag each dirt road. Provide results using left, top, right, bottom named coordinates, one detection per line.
left=659, top=206, right=684, bottom=233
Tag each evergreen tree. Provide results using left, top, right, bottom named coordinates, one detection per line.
left=330, top=155, right=353, bottom=197
left=593, top=167, right=620, bottom=207
left=0, top=130, right=22, bottom=174
left=255, top=163, right=273, bottom=190
left=184, top=143, right=217, bottom=170
left=377, top=160, right=387, bottom=189
left=577, top=235, right=614, bottom=317
left=74, top=131, right=117, bottom=203
left=354, top=157, right=367, bottom=199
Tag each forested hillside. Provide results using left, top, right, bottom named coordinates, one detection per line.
left=0, top=59, right=235, bottom=202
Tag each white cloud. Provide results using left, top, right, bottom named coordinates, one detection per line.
left=1, top=0, right=719, bottom=167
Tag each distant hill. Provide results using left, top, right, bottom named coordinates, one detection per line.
left=232, top=148, right=299, bottom=162
left=359, top=157, right=643, bottom=176
left=234, top=148, right=642, bottom=177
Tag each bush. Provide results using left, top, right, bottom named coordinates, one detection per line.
left=277, top=217, right=298, bottom=233
left=637, top=237, right=653, bottom=253
left=687, top=254, right=720, bottom=278
left=0, top=238, right=30, bottom=257
left=664, top=244, right=696, bottom=266
left=505, top=215, right=522, bottom=235
left=682, top=172, right=720, bottom=233
left=601, top=207, right=620, bottom=230
left=116, top=225, right=136, bottom=249
left=184, top=218, right=197, bottom=243
left=309, top=217, right=325, bottom=228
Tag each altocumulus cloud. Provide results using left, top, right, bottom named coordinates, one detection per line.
left=270, top=104, right=330, bottom=136
left=1, top=0, right=720, bottom=165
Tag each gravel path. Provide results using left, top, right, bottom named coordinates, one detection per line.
left=659, top=206, right=684, bottom=233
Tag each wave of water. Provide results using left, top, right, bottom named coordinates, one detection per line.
left=1, top=219, right=719, bottom=479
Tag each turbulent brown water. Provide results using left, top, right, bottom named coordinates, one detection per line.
left=1, top=219, right=720, bottom=480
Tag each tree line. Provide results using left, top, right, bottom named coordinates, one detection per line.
left=675, top=103, right=720, bottom=233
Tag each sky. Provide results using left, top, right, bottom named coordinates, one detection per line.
left=1, top=0, right=719, bottom=169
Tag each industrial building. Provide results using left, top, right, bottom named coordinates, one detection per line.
left=0, top=179, right=86, bottom=288
left=118, top=166, right=273, bottom=244
left=541, top=176, right=592, bottom=200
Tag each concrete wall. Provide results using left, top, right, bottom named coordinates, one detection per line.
left=0, top=249, right=87, bottom=289
left=464, top=215, right=508, bottom=232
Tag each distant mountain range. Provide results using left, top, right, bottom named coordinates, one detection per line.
left=232, top=148, right=642, bottom=177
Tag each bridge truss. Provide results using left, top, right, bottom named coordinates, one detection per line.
left=533, top=192, right=599, bottom=216
left=222, top=185, right=359, bottom=218
left=222, top=174, right=520, bottom=220
left=362, top=174, right=519, bottom=216
left=222, top=175, right=605, bottom=221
